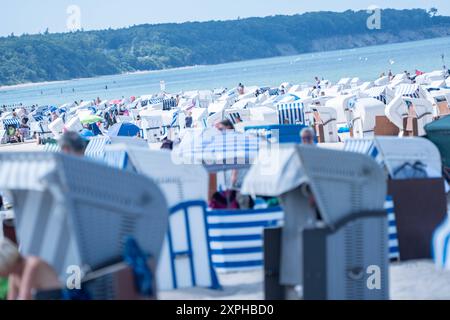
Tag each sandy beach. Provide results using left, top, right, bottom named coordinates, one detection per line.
left=160, top=260, right=450, bottom=300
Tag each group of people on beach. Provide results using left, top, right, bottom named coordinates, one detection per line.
left=0, top=107, right=31, bottom=144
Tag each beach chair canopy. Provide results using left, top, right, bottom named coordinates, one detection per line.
left=174, top=128, right=264, bottom=172
left=344, top=137, right=443, bottom=179
left=102, top=146, right=216, bottom=290
left=0, top=152, right=169, bottom=278
left=84, top=136, right=111, bottom=160
left=276, top=102, right=305, bottom=125
left=2, top=118, right=21, bottom=128
left=242, top=145, right=386, bottom=227
left=241, top=145, right=306, bottom=196
left=385, top=96, right=434, bottom=136
left=395, top=84, right=423, bottom=99
left=363, top=86, right=394, bottom=105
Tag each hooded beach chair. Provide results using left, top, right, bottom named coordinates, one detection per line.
left=242, top=146, right=389, bottom=300
left=101, top=146, right=220, bottom=290
left=276, top=102, right=305, bottom=125
left=351, top=98, right=386, bottom=139
left=0, top=152, right=169, bottom=299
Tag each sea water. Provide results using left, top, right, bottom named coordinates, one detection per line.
left=1, top=36, right=449, bottom=106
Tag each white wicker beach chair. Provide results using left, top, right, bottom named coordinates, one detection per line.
left=0, top=152, right=169, bottom=283
left=242, top=146, right=389, bottom=299
left=102, top=146, right=219, bottom=290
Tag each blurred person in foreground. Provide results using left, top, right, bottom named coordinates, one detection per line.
left=59, top=131, right=88, bottom=156
left=0, top=238, right=60, bottom=300
left=300, top=127, right=316, bottom=145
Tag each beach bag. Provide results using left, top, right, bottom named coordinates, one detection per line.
left=209, top=190, right=240, bottom=209
left=393, top=161, right=428, bottom=180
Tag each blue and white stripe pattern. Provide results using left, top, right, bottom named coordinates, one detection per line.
left=396, top=84, right=421, bottom=99
left=163, top=98, right=177, bottom=110
left=227, top=112, right=243, bottom=124
left=170, top=111, right=179, bottom=128
left=84, top=137, right=111, bottom=161
left=158, top=201, right=220, bottom=290
left=44, top=143, right=61, bottom=153
left=150, top=98, right=164, bottom=105
left=343, top=139, right=384, bottom=167
left=207, top=207, right=284, bottom=273
left=432, top=215, right=450, bottom=269
left=365, top=86, right=388, bottom=104
left=277, top=102, right=305, bottom=125
left=104, top=150, right=129, bottom=170
left=385, top=196, right=400, bottom=261
left=2, top=118, right=20, bottom=127
left=181, top=130, right=261, bottom=171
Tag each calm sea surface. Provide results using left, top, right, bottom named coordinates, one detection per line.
left=1, top=36, right=450, bottom=106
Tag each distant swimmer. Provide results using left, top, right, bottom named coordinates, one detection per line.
left=105, top=85, right=108, bottom=90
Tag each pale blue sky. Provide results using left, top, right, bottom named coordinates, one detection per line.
left=1, top=0, right=449, bottom=36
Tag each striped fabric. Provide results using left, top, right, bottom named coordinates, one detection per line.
left=84, top=137, right=111, bottom=161
left=344, top=139, right=384, bottom=166
left=170, top=111, right=180, bottom=128
left=207, top=207, right=284, bottom=273
left=385, top=196, right=400, bottom=261
left=104, top=150, right=129, bottom=170
left=396, top=84, right=420, bottom=98
left=432, top=215, right=450, bottom=269
left=2, top=118, right=20, bottom=127
left=268, top=88, right=280, bottom=96
left=44, top=143, right=61, bottom=153
left=150, top=98, right=164, bottom=105
left=180, top=130, right=261, bottom=170
left=158, top=201, right=220, bottom=290
left=227, top=112, right=243, bottom=124
left=163, top=98, right=177, bottom=110
left=277, top=102, right=305, bottom=125
left=365, top=86, right=388, bottom=104
left=33, top=115, right=44, bottom=122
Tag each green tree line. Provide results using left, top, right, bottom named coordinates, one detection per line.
left=0, top=8, right=449, bottom=85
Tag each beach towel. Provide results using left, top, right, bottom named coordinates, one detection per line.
left=123, top=237, right=154, bottom=297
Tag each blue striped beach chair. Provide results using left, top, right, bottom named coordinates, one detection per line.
left=158, top=201, right=220, bottom=290
left=385, top=196, right=400, bottom=261
left=84, top=136, right=111, bottom=161
left=433, top=215, right=450, bottom=269
left=276, top=102, right=305, bottom=125
left=206, top=207, right=284, bottom=273
left=395, top=84, right=422, bottom=99
left=2, top=118, right=21, bottom=128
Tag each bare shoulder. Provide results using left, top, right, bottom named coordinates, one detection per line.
left=24, top=256, right=53, bottom=274
left=26, top=256, right=45, bottom=268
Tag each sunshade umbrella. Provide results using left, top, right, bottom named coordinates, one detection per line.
left=79, top=114, right=103, bottom=125
left=107, top=122, right=141, bottom=137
